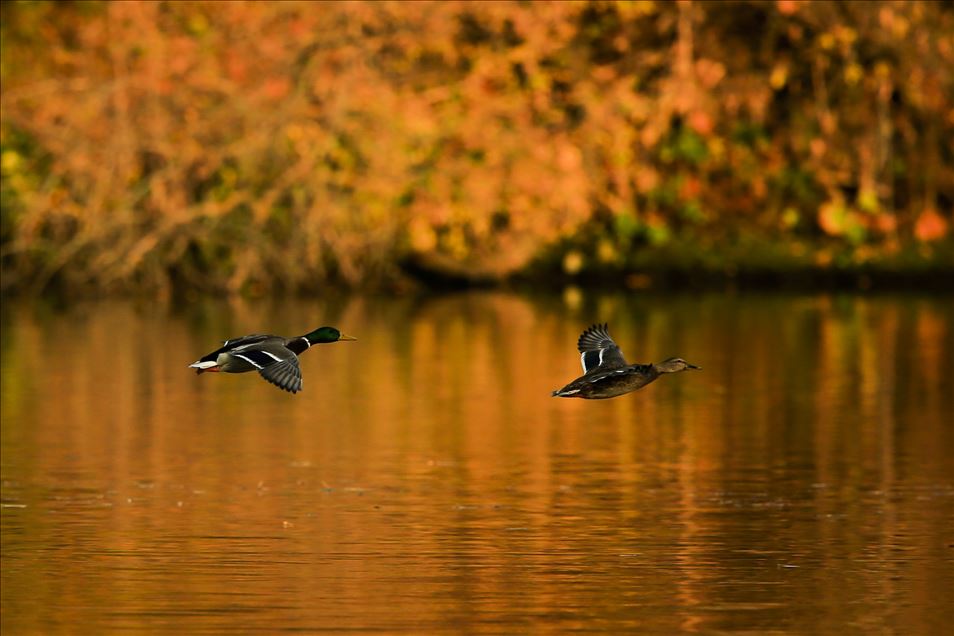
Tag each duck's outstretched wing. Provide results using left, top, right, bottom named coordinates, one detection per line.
left=229, top=341, right=303, bottom=394
left=577, top=323, right=628, bottom=372
left=258, top=356, right=303, bottom=394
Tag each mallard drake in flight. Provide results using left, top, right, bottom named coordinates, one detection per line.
left=189, top=326, right=356, bottom=394
left=552, top=323, right=699, bottom=399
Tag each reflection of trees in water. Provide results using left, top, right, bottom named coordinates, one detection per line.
left=1, top=293, right=952, bottom=632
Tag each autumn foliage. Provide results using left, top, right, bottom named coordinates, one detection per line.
left=1, top=1, right=952, bottom=294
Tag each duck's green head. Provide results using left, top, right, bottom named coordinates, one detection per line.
left=656, top=357, right=700, bottom=373
left=305, top=326, right=357, bottom=344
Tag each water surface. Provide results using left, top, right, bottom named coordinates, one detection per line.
left=2, top=291, right=952, bottom=633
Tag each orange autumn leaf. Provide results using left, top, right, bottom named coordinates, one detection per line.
left=874, top=214, right=898, bottom=235
left=777, top=1, right=799, bottom=16
left=914, top=209, right=949, bottom=242
left=817, top=202, right=840, bottom=235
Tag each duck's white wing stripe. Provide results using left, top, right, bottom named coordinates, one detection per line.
left=581, top=349, right=606, bottom=373
left=232, top=353, right=264, bottom=369
left=580, top=347, right=607, bottom=373
left=232, top=348, right=293, bottom=368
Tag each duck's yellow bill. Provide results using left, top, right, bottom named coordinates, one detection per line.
left=339, top=333, right=358, bottom=341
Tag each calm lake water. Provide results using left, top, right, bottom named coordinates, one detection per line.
left=2, top=290, right=952, bottom=634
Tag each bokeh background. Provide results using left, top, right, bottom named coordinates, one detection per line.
left=2, top=0, right=952, bottom=296
left=3, top=3, right=954, bottom=633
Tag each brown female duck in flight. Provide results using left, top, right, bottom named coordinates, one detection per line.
left=552, top=323, right=699, bottom=399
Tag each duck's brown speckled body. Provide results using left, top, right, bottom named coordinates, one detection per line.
left=552, top=324, right=699, bottom=399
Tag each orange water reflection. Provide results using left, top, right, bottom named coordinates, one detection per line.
left=2, top=292, right=952, bottom=633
